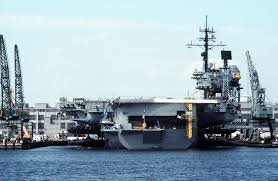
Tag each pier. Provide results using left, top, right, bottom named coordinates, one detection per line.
left=0, top=141, right=68, bottom=150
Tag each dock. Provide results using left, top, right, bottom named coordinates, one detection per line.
left=0, top=141, right=69, bottom=150
left=198, top=137, right=278, bottom=148
left=0, top=143, right=23, bottom=150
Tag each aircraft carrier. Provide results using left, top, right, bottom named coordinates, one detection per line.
left=59, top=17, right=242, bottom=150
left=103, top=98, right=231, bottom=150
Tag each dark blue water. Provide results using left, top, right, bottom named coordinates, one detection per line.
left=0, top=146, right=278, bottom=181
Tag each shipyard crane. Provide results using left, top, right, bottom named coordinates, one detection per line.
left=14, top=44, right=30, bottom=122
left=14, top=44, right=24, bottom=110
left=246, top=51, right=274, bottom=139
left=0, top=34, right=13, bottom=119
left=0, top=35, right=30, bottom=142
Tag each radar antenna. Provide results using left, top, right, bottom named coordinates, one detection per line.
left=186, top=16, right=226, bottom=72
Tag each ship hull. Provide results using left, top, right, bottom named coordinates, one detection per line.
left=102, top=129, right=124, bottom=149
left=102, top=98, right=237, bottom=150
left=198, top=112, right=236, bottom=128
left=118, top=128, right=197, bottom=150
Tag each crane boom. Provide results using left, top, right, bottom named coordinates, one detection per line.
left=14, top=44, right=24, bottom=110
left=246, top=51, right=272, bottom=119
left=246, top=51, right=274, bottom=141
left=0, top=35, right=13, bottom=116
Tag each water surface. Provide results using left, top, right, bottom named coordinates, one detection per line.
left=0, top=146, right=277, bottom=180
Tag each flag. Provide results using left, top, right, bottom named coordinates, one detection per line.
left=103, top=108, right=108, bottom=118
left=142, top=110, right=145, bottom=120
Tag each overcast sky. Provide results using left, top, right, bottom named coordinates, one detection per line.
left=0, top=0, right=277, bottom=106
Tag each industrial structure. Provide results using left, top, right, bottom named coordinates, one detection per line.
left=0, top=35, right=79, bottom=145
left=219, top=52, right=278, bottom=145
left=0, top=34, right=31, bottom=142
left=27, top=102, right=77, bottom=140
left=0, top=35, right=13, bottom=118
left=245, top=51, right=274, bottom=141
left=14, top=45, right=24, bottom=111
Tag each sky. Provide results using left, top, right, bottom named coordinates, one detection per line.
left=0, top=0, right=277, bottom=106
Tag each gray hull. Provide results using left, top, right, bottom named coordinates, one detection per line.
left=103, top=98, right=237, bottom=150
left=118, top=128, right=197, bottom=150
left=102, top=129, right=124, bottom=149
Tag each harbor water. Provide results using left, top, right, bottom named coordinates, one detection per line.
left=1, top=146, right=278, bottom=180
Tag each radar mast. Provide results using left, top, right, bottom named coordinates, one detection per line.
left=187, top=16, right=225, bottom=72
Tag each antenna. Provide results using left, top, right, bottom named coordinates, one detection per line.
left=186, top=15, right=226, bottom=72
